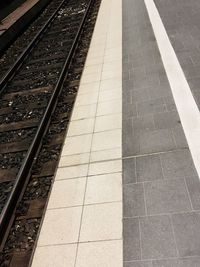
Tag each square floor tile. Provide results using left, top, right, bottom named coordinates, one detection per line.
left=76, top=240, right=122, bottom=267
left=178, top=257, right=200, bottom=266
left=136, top=154, right=163, bottom=182
left=85, top=173, right=122, bottom=204
left=139, top=129, right=176, bottom=155
left=160, top=150, right=197, bottom=180
left=31, top=244, right=77, bottom=267
left=75, top=92, right=98, bottom=106
left=94, top=114, right=122, bottom=132
left=63, top=134, right=92, bottom=155
left=67, top=118, right=95, bottom=136
left=140, top=215, right=177, bottom=259
left=78, top=82, right=99, bottom=94
left=123, top=183, right=145, bottom=217
left=124, top=262, right=152, bottom=267
left=92, top=129, right=121, bottom=151
left=100, top=78, right=121, bottom=91
left=47, top=178, right=86, bottom=209
left=132, top=115, right=155, bottom=132
left=123, top=218, right=141, bottom=261
left=123, top=158, right=136, bottom=184
left=83, top=64, right=102, bottom=75
left=79, top=202, right=122, bottom=242
left=152, top=259, right=179, bottom=267
left=58, top=153, right=90, bottom=168
left=97, top=100, right=122, bottom=116
left=101, top=69, right=122, bottom=80
left=38, top=207, right=82, bottom=246
left=185, top=175, right=200, bottom=210
left=145, top=178, right=192, bottom=215
left=88, top=160, right=122, bottom=176
left=172, top=212, right=200, bottom=257
left=99, top=89, right=121, bottom=102
left=90, top=148, right=121, bottom=162
left=71, top=104, right=97, bottom=121
left=81, top=72, right=101, bottom=84
left=55, top=165, right=88, bottom=180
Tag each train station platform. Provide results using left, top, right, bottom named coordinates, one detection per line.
left=31, top=0, right=200, bottom=266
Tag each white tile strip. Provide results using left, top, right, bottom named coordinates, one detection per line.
left=144, top=0, right=200, bottom=177
left=31, top=0, right=122, bottom=266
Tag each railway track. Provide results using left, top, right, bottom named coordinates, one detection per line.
left=0, top=0, right=101, bottom=265
left=0, top=0, right=63, bottom=78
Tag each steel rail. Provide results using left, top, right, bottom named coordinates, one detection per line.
left=0, top=0, right=68, bottom=96
left=0, top=0, right=94, bottom=248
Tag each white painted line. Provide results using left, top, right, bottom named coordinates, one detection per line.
left=144, top=0, right=200, bottom=177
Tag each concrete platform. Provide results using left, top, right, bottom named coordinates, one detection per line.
left=31, top=0, right=200, bottom=266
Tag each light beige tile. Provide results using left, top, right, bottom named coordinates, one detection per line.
left=78, top=82, right=99, bottom=95
left=83, top=64, right=102, bottom=75
left=63, top=134, right=92, bottom=155
left=32, top=244, right=77, bottom=267
left=85, top=173, right=122, bottom=204
left=48, top=178, right=86, bottom=209
left=101, top=70, right=122, bottom=80
left=76, top=240, right=122, bottom=267
left=99, top=89, right=121, bottom=102
left=38, top=207, right=82, bottom=246
left=102, top=62, right=121, bottom=72
left=85, top=57, right=104, bottom=66
left=92, top=129, right=121, bottom=151
left=75, top=92, right=98, bottom=106
left=81, top=72, right=102, bottom=84
left=100, top=77, right=121, bottom=91
left=100, top=78, right=122, bottom=91
left=94, top=114, right=122, bottom=132
left=104, top=54, right=122, bottom=63
left=68, top=118, right=95, bottom=136
left=55, top=165, right=88, bottom=180
left=59, top=153, right=90, bottom=167
left=105, top=47, right=121, bottom=56
left=71, top=104, right=97, bottom=121
left=88, top=160, right=122, bottom=176
left=79, top=202, right=122, bottom=242
left=90, top=148, right=121, bottom=162
left=97, top=100, right=122, bottom=116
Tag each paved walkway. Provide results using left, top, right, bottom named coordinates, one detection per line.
left=123, top=0, right=200, bottom=266
left=31, top=0, right=200, bottom=266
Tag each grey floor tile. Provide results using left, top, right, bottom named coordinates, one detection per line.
left=123, top=158, right=137, bottom=184
left=172, top=212, right=200, bottom=257
left=124, top=261, right=153, bottom=267
left=144, top=178, right=192, bottom=215
left=123, top=183, right=146, bottom=217
left=152, top=259, right=179, bottom=267
left=137, top=98, right=166, bottom=116
left=139, top=129, right=176, bottom=154
left=160, top=150, right=197, bottom=180
left=185, top=175, right=200, bottom=210
left=122, top=129, right=140, bottom=157
left=136, top=154, right=163, bottom=182
left=132, top=115, right=155, bottom=132
left=123, top=102, right=138, bottom=118
left=140, top=215, right=177, bottom=259
left=153, top=111, right=180, bottom=130
left=131, top=87, right=150, bottom=103
left=123, top=218, right=141, bottom=261
left=172, top=126, right=188, bottom=149
left=179, top=257, right=200, bottom=267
